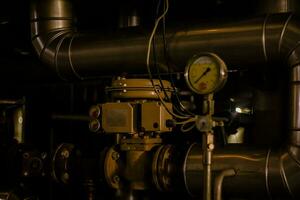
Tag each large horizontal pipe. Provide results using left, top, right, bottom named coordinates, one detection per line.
left=184, top=144, right=268, bottom=198
left=31, top=0, right=300, bottom=80
left=183, top=143, right=300, bottom=199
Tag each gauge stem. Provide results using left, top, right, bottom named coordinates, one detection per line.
left=202, top=94, right=214, bottom=200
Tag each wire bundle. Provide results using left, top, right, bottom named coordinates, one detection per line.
left=146, top=0, right=196, bottom=132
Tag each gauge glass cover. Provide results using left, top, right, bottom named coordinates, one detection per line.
left=184, top=53, right=227, bottom=94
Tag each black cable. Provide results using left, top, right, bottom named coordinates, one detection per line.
left=153, top=0, right=170, bottom=101
left=152, top=0, right=191, bottom=117
left=160, top=0, right=195, bottom=117
left=220, top=126, right=228, bottom=146
left=146, top=0, right=189, bottom=120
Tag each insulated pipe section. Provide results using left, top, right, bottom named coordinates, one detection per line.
left=289, top=46, right=300, bottom=140
left=183, top=144, right=295, bottom=199
left=31, top=0, right=74, bottom=80
left=118, top=0, right=140, bottom=28
left=31, top=1, right=300, bottom=80
left=283, top=52, right=300, bottom=198
left=184, top=144, right=269, bottom=198
left=31, top=0, right=155, bottom=80
left=290, top=64, right=300, bottom=146
left=31, top=0, right=300, bottom=198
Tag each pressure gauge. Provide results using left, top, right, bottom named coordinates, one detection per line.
left=184, top=53, right=228, bottom=95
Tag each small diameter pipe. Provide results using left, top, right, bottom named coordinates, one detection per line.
left=51, top=114, right=90, bottom=121
left=203, top=132, right=214, bottom=200
left=214, top=169, right=236, bottom=200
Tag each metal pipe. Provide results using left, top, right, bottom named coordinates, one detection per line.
left=183, top=144, right=270, bottom=198
left=31, top=1, right=300, bottom=80
left=290, top=63, right=300, bottom=145
left=31, top=1, right=300, bottom=198
left=202, top=132, right=214, bottom=200
left=256, top=0, right=300, bottom=14
left=283, top=58, right=300, bottom=198
left=214, top=169, right=236, bottom=200
left=183, top=144, right=300, bottom=199
left=182, top=58, right=300, bottom=199
left=51, top=114, right=90, bottom=121
left=118, top=0, right=140, bottom=28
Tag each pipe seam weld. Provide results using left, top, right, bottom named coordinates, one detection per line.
left=262, top=14, right=269, bottom=62
left=287, top=42, right=300, bottom=66
left=68, top=34, right=84, bottom=80
left=278, top=13, right=293, bottom=54
left=31, top=17, right=73, bottom=22
left=279, top=152, right=294, bottom=198
left=287, top=147, right=300, bottom=167
left=265, top=148, right=272, bottom=200
left=214, top=169, right=236, bottom=200
left=55, top=32, right=71, bottom=81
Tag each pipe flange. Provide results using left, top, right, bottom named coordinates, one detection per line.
left=104, top=146, right=123, bottom=189
left=152, top=144, right=176, bottom=192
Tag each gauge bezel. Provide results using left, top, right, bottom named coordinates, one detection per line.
left=184, top=52, right=228, bottom=95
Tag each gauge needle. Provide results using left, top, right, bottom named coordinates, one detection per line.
left=194, top=68, right=211, bottom=83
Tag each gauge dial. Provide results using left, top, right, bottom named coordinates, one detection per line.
left=184, top=53, right=227, bottom=94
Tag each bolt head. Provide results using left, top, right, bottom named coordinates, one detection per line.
left=112, top=152, right=120, bottom=160
left=89, top=105, right=101, bottom=119
left=89, top=119, right=101, bottom=132
left=208, top=143, right=214, bottom=150
left=61, top=150, right=70, bottom=158
left=62, top=172, right=70, bottom=182
left=113, top=175, right=120, bottom=183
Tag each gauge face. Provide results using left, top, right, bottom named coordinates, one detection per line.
left=184, top=53, right=227, bottom=95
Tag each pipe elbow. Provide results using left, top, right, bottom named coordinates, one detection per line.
left=278, top=14, right=300, bottom=66
left=31, top=0, right=75, bottom=80
left=279, top=147, right=300, bottom=199
left=261, top=13, right=300, bottom=65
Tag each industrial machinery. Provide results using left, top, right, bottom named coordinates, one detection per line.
left=1, top=0, right=300, bottom=199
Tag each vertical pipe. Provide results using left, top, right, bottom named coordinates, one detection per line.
left=202, top=132, right=214, bottom=200
left=290, top=64, right=300, bottom=146
left=201, top=94, right=215, bottom=200
left=118, top=0, right=140, bottom=28
left=256, top=0, right=300, bottom=14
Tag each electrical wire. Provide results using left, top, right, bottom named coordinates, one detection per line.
left=148, top=0, right=228, bottom=133
left=146, top=0, right=191, bottom=120
left=152, top=0, right=192, bottom=117
left=160, top=0, right=196, bottom=117
left=146, top=0, right=169, bottom=77
left=175, top=117, right=196, bottom=133
left=153, top=0, right=169, bottom=101
left=181, top=123, right=195, bottom=133
left=155, top=85, right=189, bottom=119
